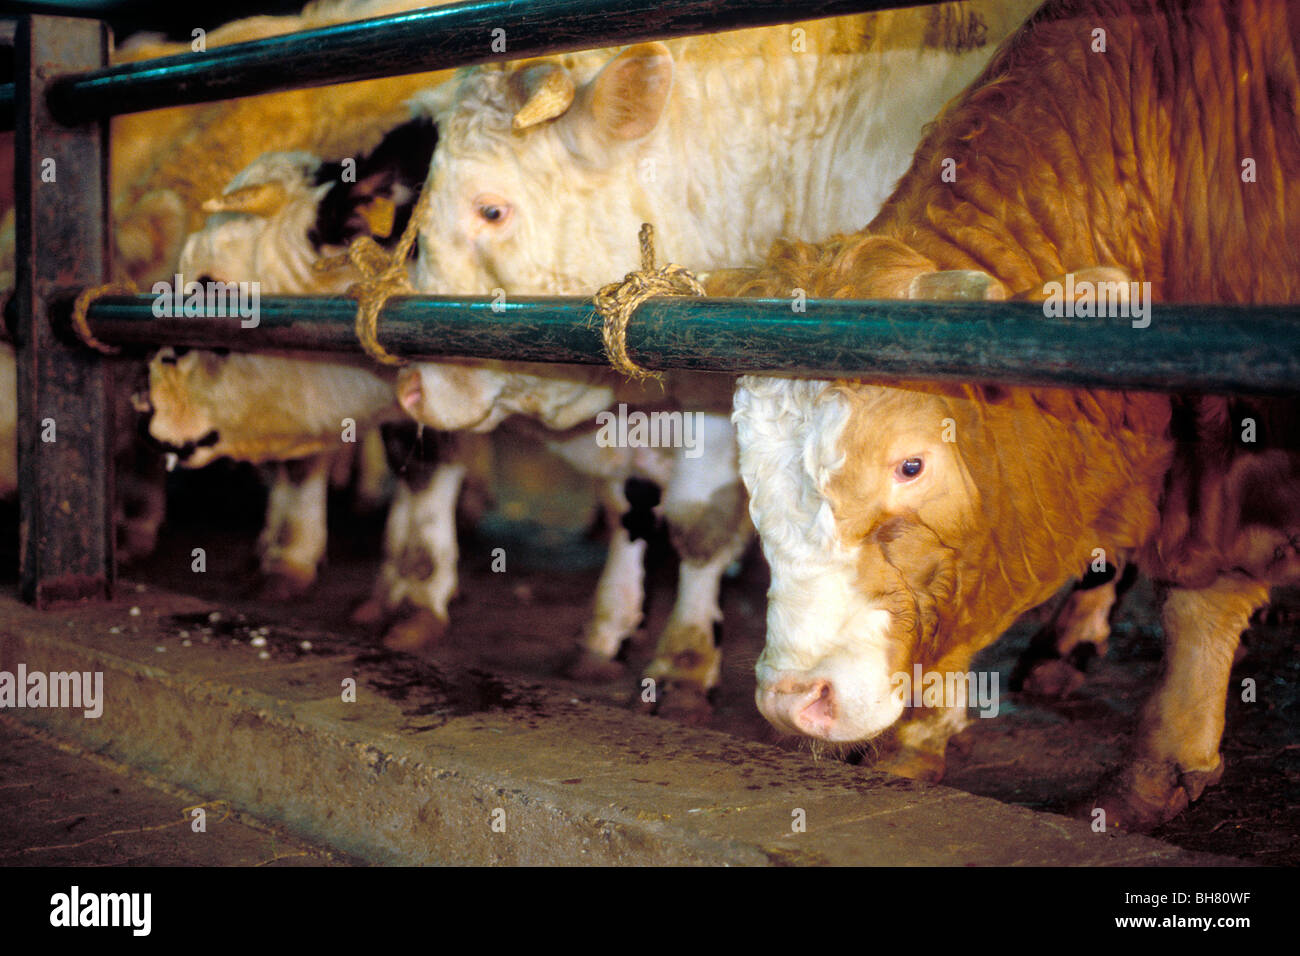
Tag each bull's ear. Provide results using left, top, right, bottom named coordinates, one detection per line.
left=587, top=42, right=673, bottom=141
left=510, top=60, right=576, bottom=130
left=1012, top=266, right=1134, bottom=302
left=907, top=270, right=1007, bottom=300
left=201, top=181, right=288, bottom=217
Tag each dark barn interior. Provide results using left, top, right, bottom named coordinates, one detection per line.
left=0, top=0, right=1297, bottom=882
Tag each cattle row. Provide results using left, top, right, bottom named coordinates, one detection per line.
left=3, top=0, right=1297, bottom=834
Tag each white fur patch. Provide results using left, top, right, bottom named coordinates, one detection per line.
left=734, top=375, right=903, bottom=741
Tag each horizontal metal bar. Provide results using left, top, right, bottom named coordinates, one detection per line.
left=82, top=293, right=1300, bottom=394
left=22, top=0, right=925, bottom=125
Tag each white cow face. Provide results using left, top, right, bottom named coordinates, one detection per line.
left=400, top=47, right=674, bottom=434
left=413, top=45, right=674, bottom=297
left=734, top=375, right=981, bottom=743
left=180, top=151, right=355, bottom=294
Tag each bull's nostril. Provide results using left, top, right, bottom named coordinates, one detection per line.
left=757, top=675, right=837, bottom=739
left=396, top=368, right=423, bottom=415
left=795, top=680, right=835, bottom=737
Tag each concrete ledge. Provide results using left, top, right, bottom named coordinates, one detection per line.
left=0, top=587, right=1233, bottom=865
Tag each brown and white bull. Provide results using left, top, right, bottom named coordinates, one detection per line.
left=396, top=1, right=1042, bottom=712
left=720, top=0, right=1300, bottom=829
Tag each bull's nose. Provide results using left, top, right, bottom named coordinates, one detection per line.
left=395, top=367, right=423, bottom=417
left=757, top=676, right=837, bottom=739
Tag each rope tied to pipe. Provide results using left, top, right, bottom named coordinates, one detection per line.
left=314, top=179, right=437, bottom=367
left=593, top=223, right=704, bottom=384
left=70, top=281, right=137, bottom=355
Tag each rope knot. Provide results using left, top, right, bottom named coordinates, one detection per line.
left=593, top=223, right=704, bottom=383
left=323, top=233, right=412, bottom=367
left=317, top=184, right=434, bottom=367
left=70, top=281, right=138, bottom=355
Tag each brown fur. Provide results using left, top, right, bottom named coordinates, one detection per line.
left=825, top=382, right=1175, bottom=673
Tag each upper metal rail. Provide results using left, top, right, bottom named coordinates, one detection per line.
left=0, top=0, right=929, bottom=127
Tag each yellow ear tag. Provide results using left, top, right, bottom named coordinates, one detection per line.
left=359, top=196, right=396, bottom=240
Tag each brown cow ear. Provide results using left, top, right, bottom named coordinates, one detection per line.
left=588, top=42, right=673, bottom=141
left=907, top=269, right=1006, bottom=300
left=510, top=60, right=577, bottom=130
left=1013, top=266, right=1134, bottom=302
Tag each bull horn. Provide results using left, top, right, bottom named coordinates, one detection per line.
left=907, top=270, right=1006, bottom=301
left=511, top=62, right=576, bottom=130
left=202, top=181, right=289, bottom=217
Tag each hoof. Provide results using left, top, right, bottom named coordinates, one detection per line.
left=564, top=649, right=627, bottom=683
left=1085, top=757, right=1224, bottom=833
left=1179, top=758, right=1226, bottom=802
left=875, top=747, right=946, bottom=784
left=381, top=607, right=448, bottom=653
left=255, top=567, right=315, bottom=602
left=1019, top=657, right=1087, bottom=698
left=637, top=679, right=714, bottom=726
left=350, top=596, right=386, bottom=625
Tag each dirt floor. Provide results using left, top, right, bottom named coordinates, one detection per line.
left=3, top=451, right=1297, bottom=865
left=0, top=719, right=361, bottom=866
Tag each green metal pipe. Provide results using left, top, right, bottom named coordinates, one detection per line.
left=21, top=0, right=930, bottom=126
left=83, top=293, right=1300, bottom=395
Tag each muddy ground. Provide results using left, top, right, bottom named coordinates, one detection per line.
left=4, top=452, right=1297, bottom=865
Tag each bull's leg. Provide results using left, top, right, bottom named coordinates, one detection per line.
left=642, top=414, right=751, bottom=722
left=113, top=367, right=167, bottom=562
left=542, top=431, right=661, bottom=682
left=370, top=424, right=467, bottom=652
left=354, top=427, right=393, bottom=512
left=1011, top=558, right=1138, bottom=697
left=876, top=647, right=979, bottom=783
left=1091, top=576, right=1269, bottom=832
left=568, top=478, right=651, bottom=681
left=114, top=444, right=168, bottom=563
left=255, top=455, right=330, bottom=600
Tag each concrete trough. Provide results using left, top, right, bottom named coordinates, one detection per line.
left=0, top=586, right=1230, bottom=866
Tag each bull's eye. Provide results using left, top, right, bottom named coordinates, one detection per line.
left=895, top=457, right=924, bottom=481
left=473, top=194, right=513, bottom=227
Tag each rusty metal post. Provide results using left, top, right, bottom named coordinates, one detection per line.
left=13, top=15, right=114, bottom=606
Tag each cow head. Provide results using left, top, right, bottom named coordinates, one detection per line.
left=413, top=44, right=674, bottom=297
left=395, top=45, right=674, bottom=433
left=142, top=347, right=398, bottom=468
left=181, top=112, right=440, bottom=295
left=141, top=347, right=232, bottom=470
left=180, top=151, right=350, bottom=294
left=722, top=241, right=1171, bottom=743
